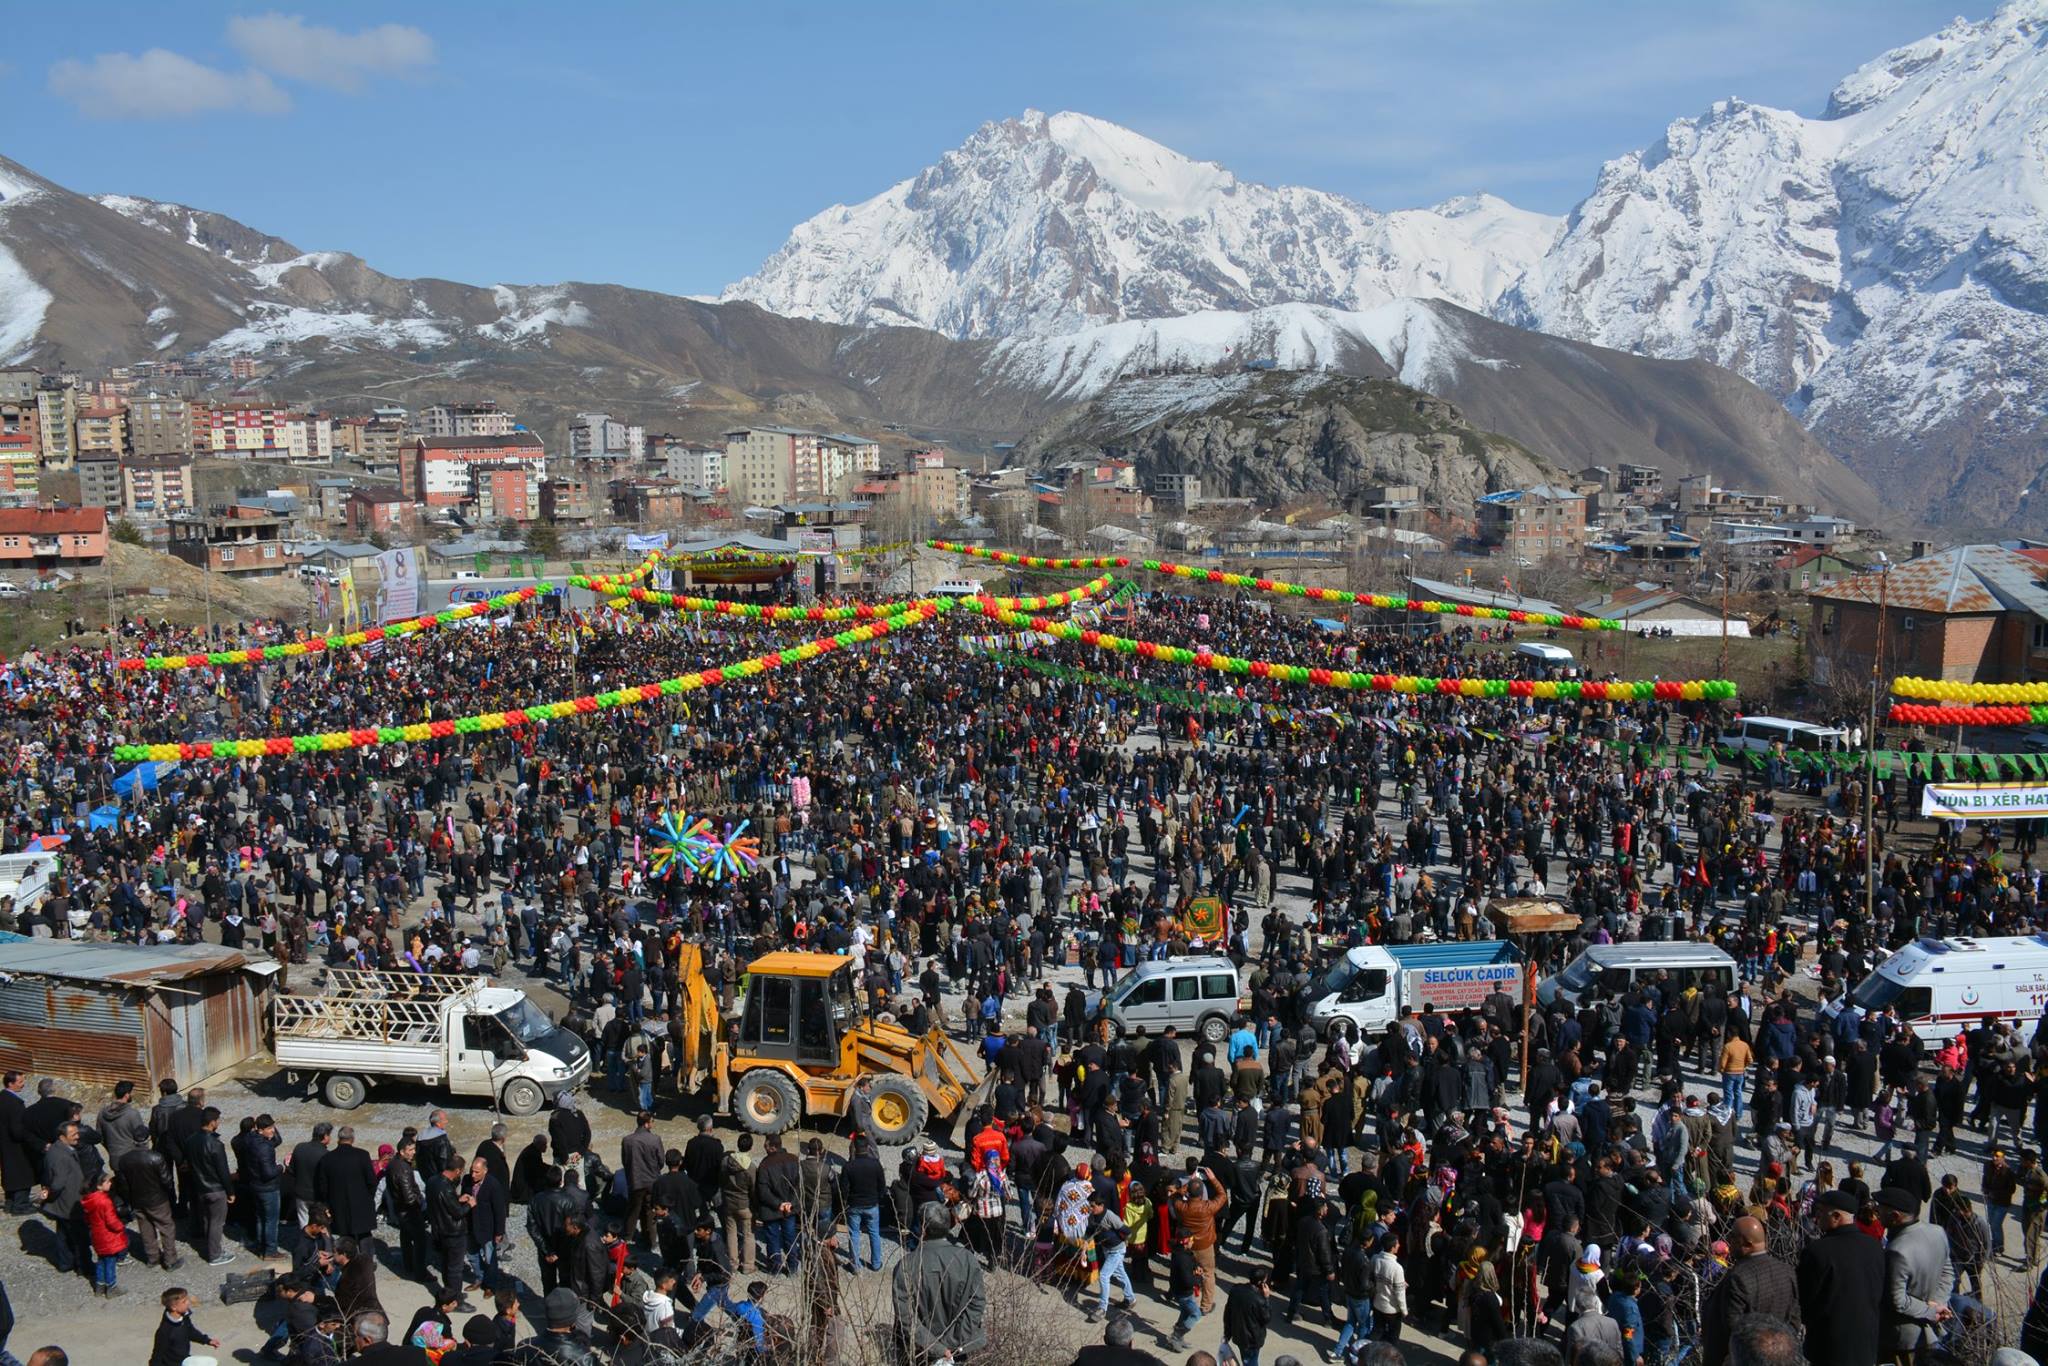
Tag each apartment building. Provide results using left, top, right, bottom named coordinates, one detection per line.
left=0, top=435, right=39, bottom=500
left=401, top=432, right=546, bottom=507
left=76, top=453, right=122, bottom=512
left=649, top=436, right=724, bottom=489
left=722, top=427, right=882, bottom=505
left=167, top=504, right=300, bottom=576
left=126, top=395, right=194, bottom=457
left=473, top=462, right=540, bottom=524
left=75, top=406, right=127, bottom=458
left=35, top=379, right=78, bottom=469
left=123, top=456, right=196, bottom=519
left=1476, top=483, right=1588, bottom=560
left=569, top=412, right=645, bottom=462
left=201, top=404, right=336, bottom=464
left=415, top=402, right=517, bottom=440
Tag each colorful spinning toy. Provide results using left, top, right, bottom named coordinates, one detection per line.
left=647, top=812, right=716, bottom=880
left=705, top=819, right=761, bottom=881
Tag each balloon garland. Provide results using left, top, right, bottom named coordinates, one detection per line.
left=108, top=598, right=956, bottom=763
left=927, top=540, right=1624, bottom=632
left=1887, top=703, right=2048, bottom=727
left=604, top=572, right=1118, bottom=621
left=954, top=598, right=1736, bottom=701
left=117, top=553, right=666, bottom=672
left=1893, top=678, right=2048, bottom=704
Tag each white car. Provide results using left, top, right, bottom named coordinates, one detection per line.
left=0, top=581, right=26, bottom=598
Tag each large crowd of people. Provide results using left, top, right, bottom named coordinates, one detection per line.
left=0, top=571, right=2041, bottom=1366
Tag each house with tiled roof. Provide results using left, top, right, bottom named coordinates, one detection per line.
left=1808, top=544, right=2048, bottom=686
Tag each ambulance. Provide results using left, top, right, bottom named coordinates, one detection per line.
left=1847, top=935, right=2048, bottom=1042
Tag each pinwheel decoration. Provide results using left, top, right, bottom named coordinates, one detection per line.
left=704, top=819, right=761, bottom=881
left=648, top=811, right=716, bottom=880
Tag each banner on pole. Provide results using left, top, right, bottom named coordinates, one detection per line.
left=1920, top=783, right=2048, bottom=819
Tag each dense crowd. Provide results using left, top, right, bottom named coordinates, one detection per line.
left=0, top=578, right=2042, bottom=1366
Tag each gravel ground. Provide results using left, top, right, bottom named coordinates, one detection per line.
left=2, top=731, right=2020, bottom=1364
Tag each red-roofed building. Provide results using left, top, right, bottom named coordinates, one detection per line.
left=1809, top=544, right=2048, bottom=685
left=0, top=507, right=107, bottom=565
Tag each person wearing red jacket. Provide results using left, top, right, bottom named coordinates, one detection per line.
left=969, top=1116, right=1011, bottom=1174
left=82, top=1171, right=129, bottom=1297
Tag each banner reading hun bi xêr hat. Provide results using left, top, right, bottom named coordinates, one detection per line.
left=1920, top=782, right=2048, bottom=820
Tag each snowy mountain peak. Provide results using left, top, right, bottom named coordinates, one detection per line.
left=1042, top=111, right=1238, bottom=214
left=723, top=110, right=1558, bottom=339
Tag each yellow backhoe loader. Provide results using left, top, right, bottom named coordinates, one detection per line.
left=669, top=944, right=980, bottom=1144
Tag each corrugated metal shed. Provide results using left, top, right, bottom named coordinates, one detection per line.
left=0, top=941, right=271, bottom=1088
left=1813, top=544, right=2048, bottom=617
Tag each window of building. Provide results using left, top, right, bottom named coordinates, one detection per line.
left=2032, top=621, right=2048, bottom=651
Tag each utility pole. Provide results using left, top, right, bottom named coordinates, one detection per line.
left=1865, top=554, right=1891, bottom=926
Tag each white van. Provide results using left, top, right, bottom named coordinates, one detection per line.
left=0, top=850, right=61, bottom=914
left=1718, top=715, right=1849, bottom=756
left=1514, top=641, right=1576, bottom=674
left=1537, top=941, right=1738, bottom=1011
left=1090, top=956, right=1242, bottom=1045
left=1849, top=935, right=2048, bottom=1042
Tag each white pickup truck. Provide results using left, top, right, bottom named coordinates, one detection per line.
left=272, top=969, right=590, bottom=1115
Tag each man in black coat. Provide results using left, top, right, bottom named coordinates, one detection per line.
left=116, top=1144, right=180, bottom=1268
left=465, top=1155, right=510, bottom=1294
left=548, top=1094, right=592, bottom=1166
left=316, top=1125, right=379, bottom=1243
left=427, top=1152, right=474, bottom=1310
left=289, top=1122, right=332, bottom=1233
left=1795, top=1190, right=1884, bottom=1366
left=0, top=1070, right=33, bottom=1213
left=1703, top=1214, right=1802, bottom=1366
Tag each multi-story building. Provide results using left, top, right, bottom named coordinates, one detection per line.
left=74, top=406, right=127, bottom=458
left=0, top=507, right=106, bottom=566
left=76, top=453, right=122, bottom=512
left=167, top=504, right=300, bottom=576
left=401, top=432, right=546, bottom=507
left=35, top=378, right=78, bottom=469
left=649, top=436, right=724, bottom=489
left=126, top=395, right=193, bottom=457
left=0, top=435, right=39, bottom=500
left=1476, top=483, right=1588, bottom=560
left=344, top=486, right=412, bottom=537
left=540, top=475, right=597, bottom=524
left=473, top=462, right=540, bottom=524
left=122, top=456, right=196, bottom=519
left=0, top=372, right=37, bottom=405
left=415, top=402, right=517, bottom=440
left=201, top=404, right=336, bottom=464
left=359, top=417, right=407, bottom=466
left=722, top=427, right=882, bottom=505
left=568, top=413, right=645, bottom=462
left=610, top=478, right=694, bottom=525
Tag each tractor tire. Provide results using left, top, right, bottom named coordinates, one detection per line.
left=733, top=1069, right=803, bottom=1136
left=854, top=1075, right=929, bottom=1146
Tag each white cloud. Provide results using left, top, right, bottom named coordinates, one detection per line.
left=226, top=13, right=435, bottom=92
left=47, top=49, right=291, bottom=120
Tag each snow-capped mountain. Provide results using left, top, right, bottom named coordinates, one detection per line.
left=1507, top=0, right=2048, bottom=527
left=723, top=110, right=1559, bottom=339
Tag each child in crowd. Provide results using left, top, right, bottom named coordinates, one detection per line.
left=150, top=1287, right=221, bottom=1366
left=81, top=1171, right=127, bottom=1298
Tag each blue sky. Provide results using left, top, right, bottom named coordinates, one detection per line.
left=22, top=2, right=1976, bottom=297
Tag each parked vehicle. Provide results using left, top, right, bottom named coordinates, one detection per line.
left=272, top=969, right=591, bottom=1115
left=1513, top=641, right=1576, bottom=675
left=1537, top=941, right=1737, bottom=1011
left=1088, top=955, right=1242, bottom=1045
left=1308, top=942, right=1524, bottom=1038
left=1849, top=935, right=2048, bottom=1042
left=0, top=849, right=60, bottom=914
left=1717, top=715, right=1848, bottom=755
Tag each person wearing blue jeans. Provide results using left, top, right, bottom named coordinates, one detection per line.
left=846, top=1205, right=883, bottom=1272
left=1166, top=1232, right=1203, bottom=1349
left=1086, top=1201, right=1134, bottom=1321
left=254, top=1186, right=281, bottom=1260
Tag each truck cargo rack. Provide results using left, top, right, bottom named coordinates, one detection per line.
left=273, top=969, right=485, bottom=1045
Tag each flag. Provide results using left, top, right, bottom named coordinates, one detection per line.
left=338, top=571, right=359, bottom=626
